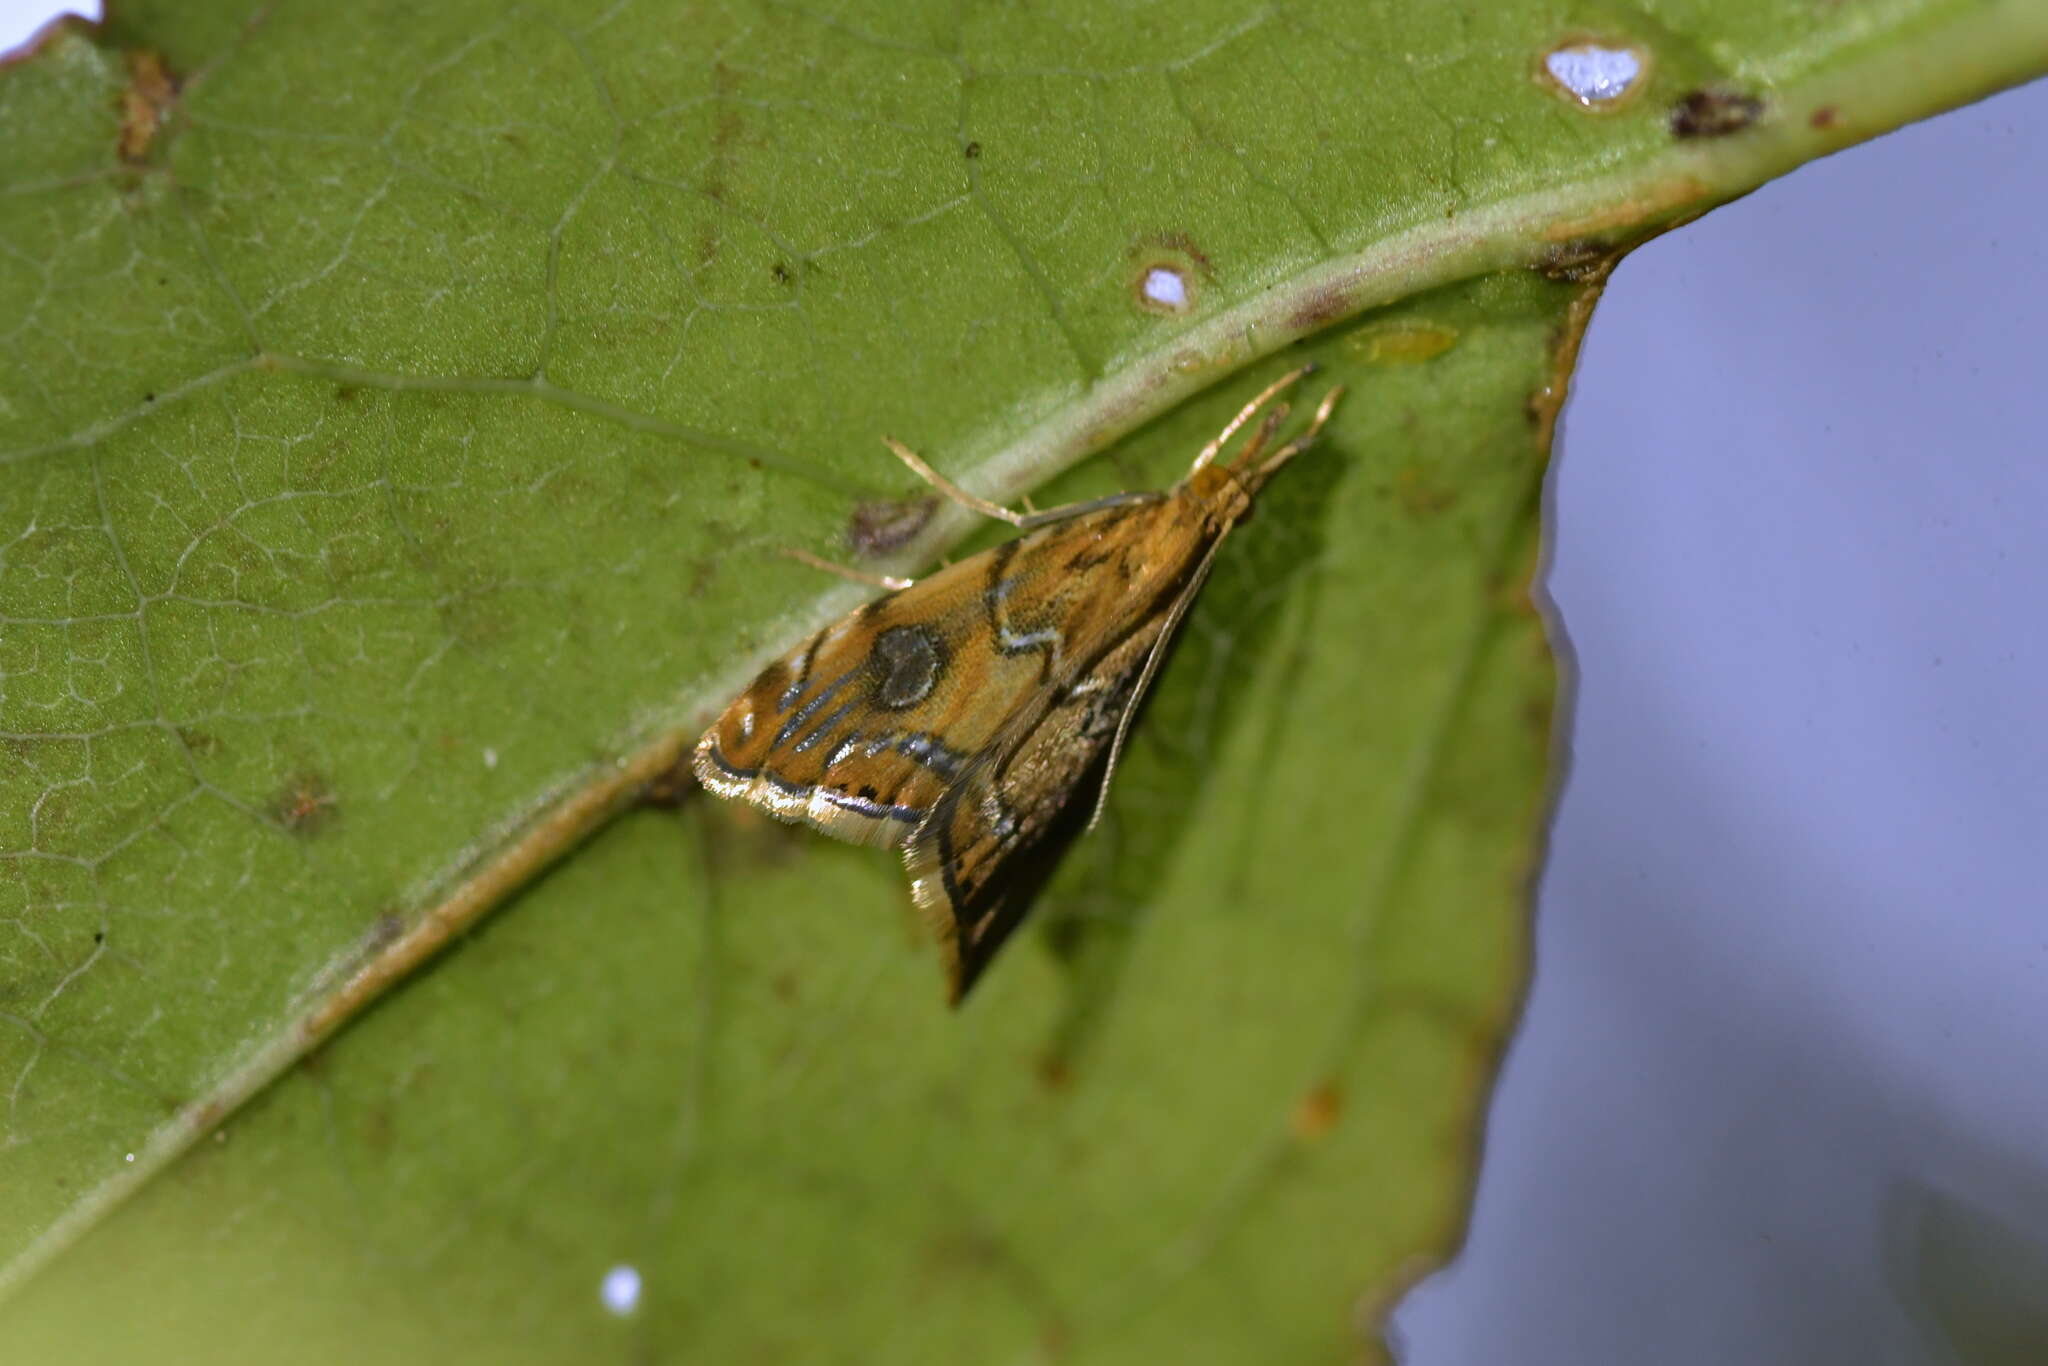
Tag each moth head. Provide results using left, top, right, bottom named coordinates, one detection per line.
left=1186, top=461, right=1254, bottom=522
left=1228, top=381, right=1344, bottom=499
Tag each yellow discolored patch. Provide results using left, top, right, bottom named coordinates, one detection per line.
left=1343, top=320, right=1461, bottom=366
left=117, top=50, right=178, bottom=164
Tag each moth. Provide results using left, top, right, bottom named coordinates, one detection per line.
left=693, top=367, right=1342, bottom=1000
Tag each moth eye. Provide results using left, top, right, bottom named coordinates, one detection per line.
left=869, top=624, right=945, bottom=709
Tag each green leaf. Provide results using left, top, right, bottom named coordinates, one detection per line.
left=1, top=2, right=2042, bottom=1360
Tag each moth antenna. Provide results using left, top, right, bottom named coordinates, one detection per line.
left=778, top=546, right=913, bottom=592
left=883, top=437, right=1028, bottom=527
left=1247, top=385, right=1344, bottom=490
left=1189, top=363, right=1316, bottom=473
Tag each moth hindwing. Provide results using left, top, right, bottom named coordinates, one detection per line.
left=693, top=368, right=1342, bottom=1000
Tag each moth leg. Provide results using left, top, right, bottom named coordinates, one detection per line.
left=778, top=546, right=912, bottom=592
left=1189, top=362, right=1316, bottom=473
left=882, top=437, right=1029, bottom=527
left=885, top=437, right=1157, bottom=532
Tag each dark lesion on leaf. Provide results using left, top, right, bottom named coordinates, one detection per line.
left=1535, top=239, right=1618, bottom=282
left=1670, top=88, right=1765, bottom=138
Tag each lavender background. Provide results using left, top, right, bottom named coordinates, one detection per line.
left=1398, top=74, right=2048, bottom=1366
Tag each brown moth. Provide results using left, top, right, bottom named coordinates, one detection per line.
left=693, top=367, right=1342, bottom=1001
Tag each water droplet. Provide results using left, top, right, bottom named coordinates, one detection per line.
left=1542, top=42, right=1644, bottom=107
left=600, top=1264, right=641, bottom=1317
left=1140, top=266, right=1188, bottom=312
left=123, top=1152, right=135, bottom=1163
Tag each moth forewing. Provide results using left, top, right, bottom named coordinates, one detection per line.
left=905, top=612, right=1170, bottom=999
left=689, top=368, right=1342, bottom=999
left=691, top=501, right=1174, bottom=849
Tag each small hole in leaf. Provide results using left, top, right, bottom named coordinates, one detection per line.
left=1129, top=233, right=1212, bottom=316
left=1541, top=40, right=1646, bottom=108
left=1138, top=265, right=1189, bottom=313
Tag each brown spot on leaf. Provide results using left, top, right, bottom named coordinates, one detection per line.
left=963, top=140, right=981, bottom=159
left=270, top=772, right=337, bottom=836
left=770, top=261, right=793, bottom=285
left=846, top=494, right=938, bottom=557
left=1291, top=1080, right=1342, bottom=1141
left=1670, top=88, right=1764, bottom=139
left=1536, top=240, right=1616, bottom=282
left=1135, top=230, right=1212, bottom=276
left=1809, top=105, right=1840, bottom=129
left=1288, top=284, right=1353, bottom=334
left=117, top=50, right=179, bottom=164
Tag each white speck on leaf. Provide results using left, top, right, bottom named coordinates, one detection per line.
left=600, top=1264, right=641, bottom=1316
left=1544, top=43, right=1643, bottom=106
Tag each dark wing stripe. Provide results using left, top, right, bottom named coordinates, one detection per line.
left=772, top=666, right=859, bottom=747
left=813, top=788, right=926, bottom=824
left=699, top=738, right=757, bottom=782
left=789, top=695, right=863, bottom=753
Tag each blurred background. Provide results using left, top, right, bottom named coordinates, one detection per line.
left=7, top=6, right=2043, bottom=1361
